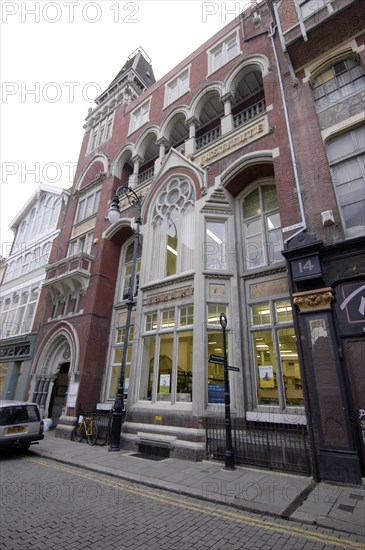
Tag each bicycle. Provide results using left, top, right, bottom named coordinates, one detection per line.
left=71, top=413, right=98, bottom=445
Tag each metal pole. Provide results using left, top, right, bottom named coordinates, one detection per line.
left=109, top=186, right=142, bottom=451
left=220, top=313, right=235, bottom=470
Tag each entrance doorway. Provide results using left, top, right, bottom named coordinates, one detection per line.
left=49, top=363, right=70, bottom=427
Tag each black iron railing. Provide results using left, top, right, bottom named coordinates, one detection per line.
left=205, top=417, right=311, bottom=474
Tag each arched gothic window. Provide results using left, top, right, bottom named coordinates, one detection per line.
left=149, top=177, right=195, bottom=281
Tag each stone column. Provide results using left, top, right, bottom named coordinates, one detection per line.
left=128, top=155, right=143, bottom=188
left=220, top=92, right=234, bottom=135
left=184, top=117, right=199, bottom=157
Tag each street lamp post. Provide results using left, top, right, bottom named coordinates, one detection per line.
left=108, top=184, right=142, bottom=452
left=220, top=313, right=235, bottom=470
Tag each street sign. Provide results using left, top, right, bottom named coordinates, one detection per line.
left=209, top=354, right=225, bottom=364
left=227, top=366, right=240, bottom=372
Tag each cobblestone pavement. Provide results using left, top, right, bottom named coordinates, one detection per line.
left=1, top=453, right=364, bottom=550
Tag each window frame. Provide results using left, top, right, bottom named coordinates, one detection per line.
left=311, top=56, right=365, bottom=112
left=325, top=125, right=365, bottom=238
left=249, top=298, right=303, bottom=411
left=87, top=112, right=114, bottom=153
left=164, top=67, right=190, bottom=107
left=128, top=99, right=151, bottom=135
left=207, top=30, right=240, bottom=75
left=75, top=189, right=101, bottom=224
left=241, top=180, right=284, bottom=271
left=139, top=305, right=194, bottom=404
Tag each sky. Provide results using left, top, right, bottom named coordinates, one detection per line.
left=0, top=0, right=254, bottom=256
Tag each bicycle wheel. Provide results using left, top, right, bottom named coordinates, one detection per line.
left=87, top=422, right=98, bottom=446
left=72, top=423, right=84, bottom=442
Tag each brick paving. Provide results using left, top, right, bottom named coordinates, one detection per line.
left=1, top=452, right=364, bottom=550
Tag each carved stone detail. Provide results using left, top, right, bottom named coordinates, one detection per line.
left=143, top=285, right=194, bottom=306
left=293, top=287, right=334, bottom=312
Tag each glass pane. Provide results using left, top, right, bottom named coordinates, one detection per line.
left=145, top=313, right=158, bottom=332
left=278, top=327, right=303, bottom=406
left=208, top=331, right=224, bottom=403
left=251, top=303, right=271, bottom=325
left=243, top=189, right=260, bottom=218
left=246, top=218, right=262, bottom=236
left=139, top=335, right=156, bottom=400
left=157, top=335, right=173, bottom=401
left=109, top=360, right=131, bottom=399
left=275, top=301, right=293, bottom=323
left=207, top=305, right=227, bottom=326
left=180, top=306, right=194, bottom=326
left=262, top=186, right=278, bottom=211
left=166, top=234, right=177, bottom=276
left=0, top=363, right=9, bottom=394
left=205, top=221, right=226, bottom=270
left=162, top=309, right=175, bottom=328
left=246, top=234, right=264, bottom=269
left=326, top=132, right=354, bottom=161
left=254, top=330, right=279, bottom=406
left=176, top=331, right=193, bottom=402
left=342, top=201, right=365, bottom=234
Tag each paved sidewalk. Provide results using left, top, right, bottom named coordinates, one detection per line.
left=31, top=431, right=365, bottom=538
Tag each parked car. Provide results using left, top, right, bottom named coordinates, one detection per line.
left=0, top=401, right=44, bottom=451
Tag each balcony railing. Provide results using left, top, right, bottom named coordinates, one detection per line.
left=138, top=166, right=154, bottom=184
left=195, top=100, right=266, bottom=152
left=233, top=99, right=266, bottom=128
left=196, top=126, right=221, bottom=151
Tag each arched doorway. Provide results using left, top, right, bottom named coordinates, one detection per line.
left=48, top=362, right=70, bottom=427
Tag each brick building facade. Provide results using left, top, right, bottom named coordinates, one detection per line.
left=27, top=1, right=364, bottom=483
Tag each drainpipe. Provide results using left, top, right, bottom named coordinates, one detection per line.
left=268, top=23, right=307, bottom=243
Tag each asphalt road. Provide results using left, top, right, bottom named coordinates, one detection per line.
left=0, top=451, right=364, bottom=550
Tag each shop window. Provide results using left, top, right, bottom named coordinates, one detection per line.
left=107, top=306, right=136, bottom=400
left=207, top=305, right=227, bottom=404
left=150, top=178, right=195, bottom=281
left=242, top=183, right=283, bottom=270
left=326, top=125, right=365, bottom=238
left=312, top=57, right=365, bottom=112
left=139, top=306, right=194, bottom=403
left=250, top=300, right=303, bottom=408
left=120, top=240, right=142, bottom=301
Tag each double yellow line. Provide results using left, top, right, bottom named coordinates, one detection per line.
left=26, top=457, right=365, bottom=549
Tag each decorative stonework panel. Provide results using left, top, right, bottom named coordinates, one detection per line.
left=293, top=288, right=334, bottom=312
left=143, top=285, right=193, bottom=306
left=250, top=278, right=288, bottom=299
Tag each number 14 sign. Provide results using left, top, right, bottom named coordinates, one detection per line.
left=291, top=254, right=323, bottom=281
